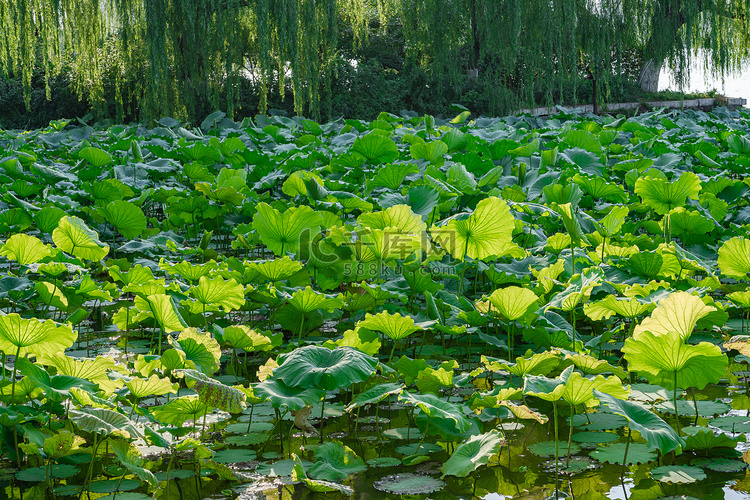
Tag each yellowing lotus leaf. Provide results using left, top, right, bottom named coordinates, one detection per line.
left=633, top=292, right=715, bottom=340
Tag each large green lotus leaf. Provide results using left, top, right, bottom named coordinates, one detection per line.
left=274, top=346, right=377, bottom=391
left=108, top=263, right=155, bottom=286
left=324, top=327, right=381, bottom=356
left=594, top=390, right=684, bottom=455
left=717, top=237, right=750, bottom=279
left=368, top=163, right=420, bottom=191
left=0, top=233, right=51, bottom=265
left=572, top=173, right=627, bottom=203
left=683, top=426, right=745, bottom=451
left=109, top=440, right=157, bottom=485
left=351, top=133, right=399, bottom=164
left=0, top=313, right=76, bottom=358
left=431, top=196, right=520, bottom=261
left=483, top=351, right=560, bottom=377
left=358, top=204, right=426, bottom=234
left=650, top=465, right=706, bottom=484
left=584, top=295, right=654, bottom=321
left=178, top=369, right=246, bottom=413
left=136, top=294, right=188, bottom=333
left=52, top=216, right=109, bottom=261
left=622, top=330, right=727, bottom=390
left=487, top=286, right=539, bottom=321
left=542, top=183, right=584, bottom=208
left=42, top=430, right=85, bottom=459
left=561, top=373, right=628, bottom=407
left=16, top=357, right=97, bottom=402
left=727, top=291, right=750, bottom=308
left=410, top=140, right=448, bottom=165
left=151, top=395, right=208, bottom=425
left=597, top=206, right=629, bottom=238
left=286, top=286, right=344, bottom=313
left=626, top=249, right=680, bottom=279
left=373, top=472, right=445, bottom=495
left=253, top=203, right=323, bottom=256
left=356, top=311, right=422, bottom=340
left=100, top=200, right=147, bottom=239
left=591, top=442, right=656, bottom=465
left=399, top=391, right=471, bottom=433
left=308, top=441, right=367, bottom=482
left=632, top=291, right=715, bottom=341
left=160, top=259, right=218, bottom=282
left=358, top=227, right=422, bottom=261
left=666, top=207, right=714, bottom=245
left=441, top=430, right=505, bottom=478
left=189, top=276, right=245, bottom=312
left=345, top=382, right=404, bottom=411
left=42, top=354, right=120, bottom=394
left=125, top=375, right=178, bottom=399
left=250, top=256, right=303, bottom=282
left=222, top=325, right=280, bottom=352
left=528, top=441, right=581, bottom=458
left=253, top=378, right=325, bottom=411
left=69, top=408, right=142, bottom=439
left=523, top=365, right=574, bottom=401
left=634, top=171, right=702, bottom=215
left=564, top=354, right=626, bottom=379
left=169, top=328, right=221, bottom=375
left=33, top=206, right=67, bottom=235
left=78, top=146, right=113, bottom=168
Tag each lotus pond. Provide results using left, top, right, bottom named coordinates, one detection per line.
left=2, top=107, right=750, bottom=499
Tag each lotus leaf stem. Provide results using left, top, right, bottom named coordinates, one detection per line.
left=620, top=427, right=632, bottom=478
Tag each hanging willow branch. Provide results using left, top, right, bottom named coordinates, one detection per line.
left=1, top=0, right=748, bottom=122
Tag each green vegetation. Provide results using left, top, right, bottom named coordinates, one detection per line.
left=2, top=0, right=750, bottom=125
left=1, top=107, right=750, bottom=498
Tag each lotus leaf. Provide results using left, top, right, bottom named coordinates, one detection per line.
left=273, top=345, right=377, bottom=391
left=308, top=441, right=367, bottom=482
left=0, top=233, right=51, bottom=265
left=253, top=203, right=323, bottom=256
left=109, top=440, right=157, bottom=485
left=591, top=442, right=656, bottom=465
left=178, top=369, right=246, bottom=413
left=431, top=196, right=520, bottom=261
left=718, top=236, right=750, bottom=279
left=356, top=310, right=422, bottom=340
left=189, top=275, right=245, bottom=312
left=633, top=291, right=715, bottom=340
left=650, top=465, right=706, bottom=484
left=0, top=313, right=76, bottom=358
left=635, top=171, right=702, bottom=215
left=52, top=216, right=110, bottom=261
left=594, top=390, right=685, bottom=455
left=373, top=473, right=446, bottom=495
left=69, top=408, right=142, bottom=439
left=486, top=286, right=539, bottom=321
left=254, top=378, right=325, bottom=411
left=622, top=330, right=727, bottom=390
left=441, top=430, right=505, bottom=477
left=151, top=395, right=208, bottom=426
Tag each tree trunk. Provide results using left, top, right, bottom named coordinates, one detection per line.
left=637, top=58, right=662, bottom=92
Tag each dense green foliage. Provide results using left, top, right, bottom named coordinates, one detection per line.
left=2, top=0, right=749, bottom=124
left=2, top=107, right=750, bottom=497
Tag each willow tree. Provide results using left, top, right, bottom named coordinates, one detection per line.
left=629, top=0, right=750, bottom=92
left=0, top=0, right=354, bottom=121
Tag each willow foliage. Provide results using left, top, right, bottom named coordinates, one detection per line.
left=1, top=0, right=748, bottom=122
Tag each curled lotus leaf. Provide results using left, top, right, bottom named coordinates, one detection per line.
left=177, top=369, right=246, bottom=413
left=0, top=313, right=77, bottom=358
left=69, top=408, right=142, bottom=439
left=273, top=345, right=378, bottom=391
left=633, top=291, right=715, bottom=341
left=373, top=473, right=446, bottom=495
left=52, top=216, right=109, bottom=261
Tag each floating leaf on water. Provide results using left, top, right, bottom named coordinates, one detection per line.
left=441, top=430, right=506, bottom=478
left=653, top=400, right=730, bottom=418
left=308, top=442, right=367, bottom=482
left=683, top=426, right=745, bottom=451
left=591, top=442, right=656, bottom=465
left=708, top=415, right=750, bottom=434
left=213, top=449, right=257, bottom=464
left=225, top=434, right=270, bottom=446
left=366, top=457, right=402, bottom=468
left=691, top=457, right=747, bottom=472
left=396, top=443, right=443, bottom=455
left=650, top=465, right=706, bottom=484
left=97, top=494, right=153, bottom=500
left=570, top=412, right=628, bottom=431
left=383, top=427, right=422, bottom=440
left=256, top=459, right=313, bottom=477
left=373, top=473, right=446, bottom=495
left=571, top=431, right=619, bottom=444
left=629, top=383, right=670, bottom=403
left=541, top=456, right=600, bottom=475
left=89, top=479, right=141, bottom=493
left=16, top=465, right=79, bottom=481
left=528, top=441, right=581, bottom=458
